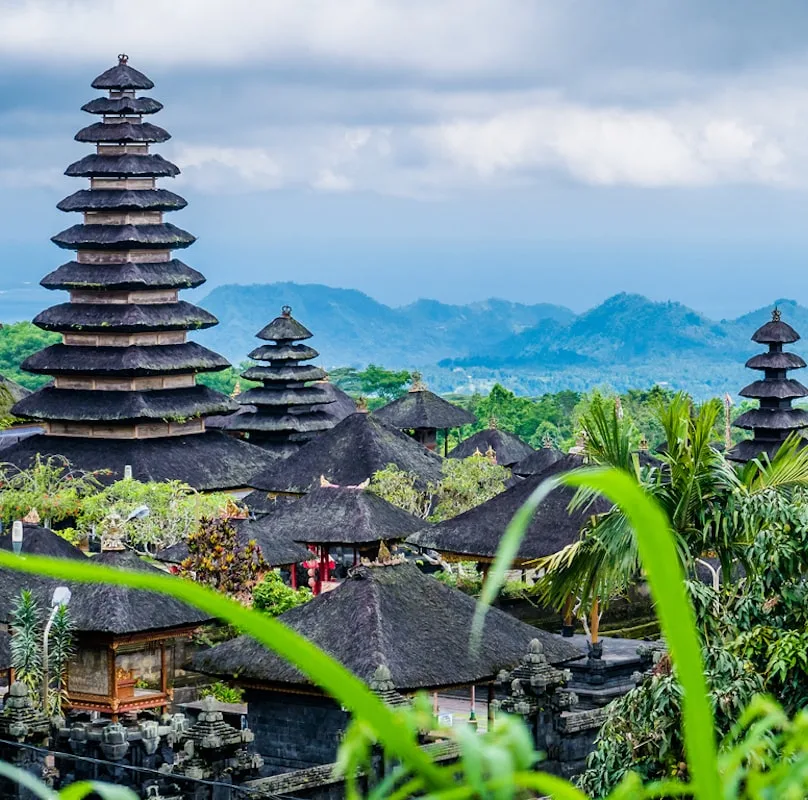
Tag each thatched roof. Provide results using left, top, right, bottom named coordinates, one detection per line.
left=65, top=153, right=180, bottom=178
left=449, top=428, right=534, bottom=467
left=33, top=300, right=217, bottom=333
left=746, top=351, right=807, bottom=371
left=407, top=456, right=609, bottom=563
left=191, top=562, right=581, bottom=691
left=13, top=385, right=236, bottom=424
left=92, top=60, right=154, bottom=90
left=52, top=223, right=195, bottom=251
left=753, top=318, right=800, bottom=344
left=0, top=524, right=86, bottom=561
left=156, top=519, right=310, bottom=567
left=313, top=383, right=356, bottom=424
left=81, top=96, right=162, bottom=115
left=511, top=447, right=565, bottom=478
left=373, top=389, right=475, bottom=431
left=733, top=408, right=808, bottom=431
left=740, top=379, right=808, bottom=400
left=0, top=629, right=9, bottom=669
left=242, top=485, right=427, bottom=546
left=248, top=413, right=444, bottom=494
left=41, top=260, right=205, bottom=291
left=237, top=386, right=332, bottom=408
left=257, top=312, right=313, bottom=342
left=0, top=431, right=277, bottom=492
left=75, top=121, right=170, bottom=144
left=242, top=365, right=327, bottom=383
left=57, top=189, right=187, bottom=212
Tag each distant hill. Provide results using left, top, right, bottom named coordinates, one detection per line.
left=196, top=282, right=574, bottom=368
left=195, top=285, right=805, bottom=399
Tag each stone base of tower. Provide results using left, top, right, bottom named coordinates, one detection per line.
left=0, top=430, right=277, bottom=492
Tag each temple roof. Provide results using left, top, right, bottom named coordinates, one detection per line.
left=373, top=387, right=475, bottom=430
left=91, top=58, right=154, bottom=90
left=191, top=562, right=581, bottom=691
left=511, top=446, right=566, bottom=478
left=241, top=364, right=327, bottom=383
left=727, top=438, right=806, bottom=462
left=156, top=519, right=310, bottom=567
left=14, top=385, right=236, bottom=424
left=41, top=260, right=205, bottom=291
left=34, top=300, right=217, bottom=332
left=248, top=412, right=444, bottom=493
left=448, top=428, right=534, bottom=467
left=257, top=309, right=313, bottom=342
left=408, top=455, right=609, bottom=563
left=0, top=630, right=8, bottom=669
left=81, top=96, right=163, bottom=115
left=0, top=524, right=86, bottom=561
left=752, top=317, right=800, bottom=345
left=248, top=343, right=319, bottom=362
left=739, top=379, right=808, bottom=400
left=57, top=189, right=187, bottom=212
left=733, top=407, right=808, bottom=431
left=224, top=410, right=335, bottom=434
left=237, top=386, right=332, bottom=407
left=0, top=431, right=277, bottom=491
left=314, top=383, right=357, bottom=424
left=65, top=153, right=180, bottom=178
left=243, top=484, right=428, bottom=546
left=746, top=351, right=808, bottom=371
left=51, top=222, right=195, bottom=250
left=75, top=121, right=171, bottom=144
left=23, top=342, right=228, bottom=377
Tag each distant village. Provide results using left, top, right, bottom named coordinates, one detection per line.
left=0, top=57, right=802, bottom=799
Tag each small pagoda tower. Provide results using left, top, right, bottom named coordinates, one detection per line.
left=4, top=56, right=274, bottom=489
left=728, top=308, right=808, bottom=463
left=224, top=306, right=336, bottom=455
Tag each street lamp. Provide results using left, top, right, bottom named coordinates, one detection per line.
left=42, top=586, right=71, bottom=715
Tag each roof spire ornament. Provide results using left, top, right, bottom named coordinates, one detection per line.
left=773, top=306, right=782, bottom=322
left=488, top=416, right=498, bottom=430
left=117, top=53, right=129, bottom=65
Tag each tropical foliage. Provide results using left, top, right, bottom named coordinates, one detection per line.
left=0, top=321, right=59, bottom=390
left=252, top=570, right=312, bottom=616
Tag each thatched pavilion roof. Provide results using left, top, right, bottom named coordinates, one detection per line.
left=511, top=447, right=566, bottom=478
left=191, top=561, right=581, bottom=691
left=407, top=456, right=609, bottom=563
left=448, top=427, right=534, bottom=467
left=373, top=387, right=475, bottom=430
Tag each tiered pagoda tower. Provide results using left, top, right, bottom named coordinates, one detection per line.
left=5, top=56, right=275, bottom=489
left=727, top=308, right=808, bottom=463
left=224, top=306, right=336, bottom=455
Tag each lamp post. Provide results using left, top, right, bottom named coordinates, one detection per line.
left=42, top=586, right=71, bottom=715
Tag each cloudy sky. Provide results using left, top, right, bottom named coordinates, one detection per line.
left=2, top=0, right=808, bottom=317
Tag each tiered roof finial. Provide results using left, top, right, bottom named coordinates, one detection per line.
left=3, top=57, right=275, bottom=489
left=224, top=306, right=336, bottom=455
left=727, top=306, right=808, bottom=462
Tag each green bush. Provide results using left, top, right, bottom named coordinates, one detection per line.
left=206, top=681, right=245, bottom=704
left=252, top=571, right=312, bottom=616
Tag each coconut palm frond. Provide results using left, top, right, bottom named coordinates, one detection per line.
left=741, top=434, right=808, bottom=493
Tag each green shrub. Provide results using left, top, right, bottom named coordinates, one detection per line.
left=206, top=681, right=245, bottom=704
left=252, top=571, right=312, bottom=616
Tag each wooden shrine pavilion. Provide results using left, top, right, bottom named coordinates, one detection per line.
left=3, top=56, right=274, bottom=490
left=727, top=308, right=808, bottom=462
left=448, top=418, right=534, bottom=467
left=373, top=376, right=475, bottom=453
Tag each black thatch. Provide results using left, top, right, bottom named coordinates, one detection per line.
left=23, top=343, right=228, bottom=376
left=0, top=629, right=8, bottom=669
left=247, top=343, right=319, bottom=361
left=191, top=562, right=581, bottom=691
left=57, top=189, right=187, bottom=212
left=225, top=410, right=335, bottom=434
left=408, top=456, right=608, bottom=563
left=257, top=315, right=313, bottom=342
left=727, top=438, right=806, bottom=462
left=248, top=413, right=444, bottom=493
left=91, top=61, right=154, bottom=90
left=374, top=389, right=475, bottom=431
left=733, top=408, right=808, bottom=431
left=155, top=520, right=310, bottom=567
left=243, top=485, right=427, bottom=546
left=65, top=153, right=180, bottom=178
left=449, top=428, right=534, bottom=467
left=511, top=447, right=565, bottom=478
left=241, top=365, right=327, bottom=383
left=0, top=431, right=277, bottom=491
left=34, top=301, right=217, bottom=332
left=739, top=379, right=808, bottom=400
left=81, top=96, right=163, bottom=115
left=752, top=319, right=800, bottom=344
left=242, top=490, right=299, bottom=515
left=313, top=383, right=357, bottom=424
left=75, top=121, right=170, bottom=144
left=746, top=351, right=807, bottom=371
left=13, top=385, right=237, bottom=423
left=51, top=223, right=195, bottom=250
left=0, top=524, right=86, bottom=560
left=41, top=260, right=205, bottom=291
left=237, top=386, right=331, bottom=407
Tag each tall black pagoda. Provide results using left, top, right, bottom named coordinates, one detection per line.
left=4, top=56, right=275, bottom=490
left=727, top=308, right=808, bottom=463
left=224, top=306, right=336, bottom=455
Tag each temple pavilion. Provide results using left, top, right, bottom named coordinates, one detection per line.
left=222, top=306, right=336, bottom=455
left=448, top=418, right=534, bottom=467
left=192, top=559, right=581, bottom=771
left=373, top=376, right=475, bottom=453
left=3, top=56, right=274, bottom=490
left=727, top=308, right=808, bottom=462
left=246, top=406, right=443, bottom=498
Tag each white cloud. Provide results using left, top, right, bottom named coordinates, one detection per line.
left=311, top=169, right=352, bottom=192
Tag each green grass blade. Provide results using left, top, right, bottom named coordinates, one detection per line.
left=59, top=783, right=138, bottom=799
left=0, top=549, right=450, bottom=791
left=0, top=761, right=58, bottom=799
